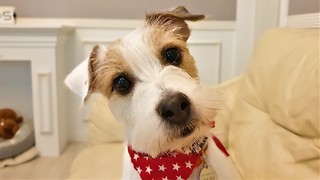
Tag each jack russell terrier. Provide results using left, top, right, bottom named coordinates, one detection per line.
left=65, top=6, right=239, bottom=180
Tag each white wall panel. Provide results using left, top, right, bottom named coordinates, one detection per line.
left=188, top=42, right=221, bottom=85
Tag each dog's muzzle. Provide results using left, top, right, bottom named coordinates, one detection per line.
left=156, top=92, right=196, bottom=137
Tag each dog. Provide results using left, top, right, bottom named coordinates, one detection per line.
left=66, top=6, right=239, bottom=180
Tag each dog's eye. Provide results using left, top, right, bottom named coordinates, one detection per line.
left=164, top=48, right=181, bottom=66
left=112, top=75, right=133, bottom=95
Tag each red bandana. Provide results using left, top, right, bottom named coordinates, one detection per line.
left=128, top=135, right=229, bottom=180
left=128, top=146, right=203, bottom=180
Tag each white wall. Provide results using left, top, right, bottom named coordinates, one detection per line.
left=289, top=0, right=320, bottom=15
left=0, top=0, right=236, bottom=20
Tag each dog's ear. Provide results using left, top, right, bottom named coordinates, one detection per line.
left=86, top=44, right=107, bottom=100
left=146, top=6, right=205, bottom=41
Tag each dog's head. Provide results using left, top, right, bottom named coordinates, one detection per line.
left=86, top=7, right=220, bottom=157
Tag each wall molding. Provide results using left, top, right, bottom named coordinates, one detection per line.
left=38, top=71, right=53, bottom=134
left=188, top=40, right=222, bottom=85
left=286, top=13, right=320, bottom=28
left=6, top=18, right=235, bottom=30
left=279, top=0, right=289, bottom=27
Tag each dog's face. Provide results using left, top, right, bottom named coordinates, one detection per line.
left=87, top=7, right=220, bottom=157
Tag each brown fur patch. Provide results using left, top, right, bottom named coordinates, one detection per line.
left=146, top=6, right=205, bottom=41
left=146, top=28, right=199, bottom=78
left=87, top=41, right=134, bottom=98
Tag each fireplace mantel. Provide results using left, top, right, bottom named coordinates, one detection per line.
left=0, top=24, right=74, bottom=156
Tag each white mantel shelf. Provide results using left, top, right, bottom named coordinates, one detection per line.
left=1, top=18, right=235, bottom=30
left=0, top=24, right=74, bottom=48
left=0, top=23, right=74, bottom=156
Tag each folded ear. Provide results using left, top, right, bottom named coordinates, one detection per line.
left=164, top=6, right=205, bottom=21
left=64, top=45, right=107, bottom=103
left=87, top=44, right=107, bottom=99
left=146, top=6, right=205, bottom=41
left=64, top=58, right=89, bottom=101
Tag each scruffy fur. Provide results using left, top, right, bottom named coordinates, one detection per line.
left=84, top=6, right=239, bottom=179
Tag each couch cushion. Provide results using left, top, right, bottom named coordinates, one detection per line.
left=86, top=93, right=125, bottom=145
left=228, top=28, right=319, bottom=178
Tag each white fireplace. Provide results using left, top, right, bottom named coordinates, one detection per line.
left=0, top=25, right=73, bottom=156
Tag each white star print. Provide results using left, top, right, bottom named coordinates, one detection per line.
left=173, top=163, right=180, bottom=171
left=146, top=166, right=152, bottom=174
left=159, top=164, right=166, bottom=172
left=185, top=161, right=193, bottom=169
left=133, top=154, right=139, bottom=161
left=176, top=175, right=183, bottom=180
left=136, top=166, right=142, bottom=174
left=144, top=156, right=149, bottom=160
left=172, top=153, right=178, bottom=158
left=162, top=177, right=168, bottom=180
left=184, top=149, right=191, bottom=155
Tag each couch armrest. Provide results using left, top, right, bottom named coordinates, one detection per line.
left=211, top=76, right=243, bottom=147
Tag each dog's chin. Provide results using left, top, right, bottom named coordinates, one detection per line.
left=128, top=121, right=210, bottom=157
left=180, top=126, right=195, bottom=137
left=168, top=117, right=203, bottom=138
left=165, top=123, right=210, bottom=149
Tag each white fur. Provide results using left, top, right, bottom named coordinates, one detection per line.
left=120, top=27, right=163, bottom=82
left=64, top=44, right=107, bottom=102
left=64, top=58, right=89, bottom=101
left=65, top=21, right=240, bottom=180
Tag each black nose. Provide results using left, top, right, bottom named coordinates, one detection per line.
left=157, top=92, right=191, bottom=124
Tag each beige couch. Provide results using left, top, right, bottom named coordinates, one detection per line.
left=68, top=28, right=319, bottom=179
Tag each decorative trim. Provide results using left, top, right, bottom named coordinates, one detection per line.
left=188, top=21, right=235, bottom=30
left=81, top=39, right=115, bottom=45
left=286, top=13, right=320, bottom=28
left=188, top=40, right=222, bottom=84
left=38, top=72, right=53, bottom=134
left=10, top=18, right=235, bottom=30
left=0, top=26, right=73, bottom=48
left=0, top=42, right=57, bottom=48
left=279, top=0, right=289, bottom=27
left=187, top=40, right=221, bottom=46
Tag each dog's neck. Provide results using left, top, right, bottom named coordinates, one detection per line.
left=130, top=136, right=208, bottom=157
left=126, top=122, right=214, bottom=157
left=127, top=136, right=208, bottom=180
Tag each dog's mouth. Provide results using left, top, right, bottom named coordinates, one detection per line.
left=180, top=126, right=195, bottom=137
